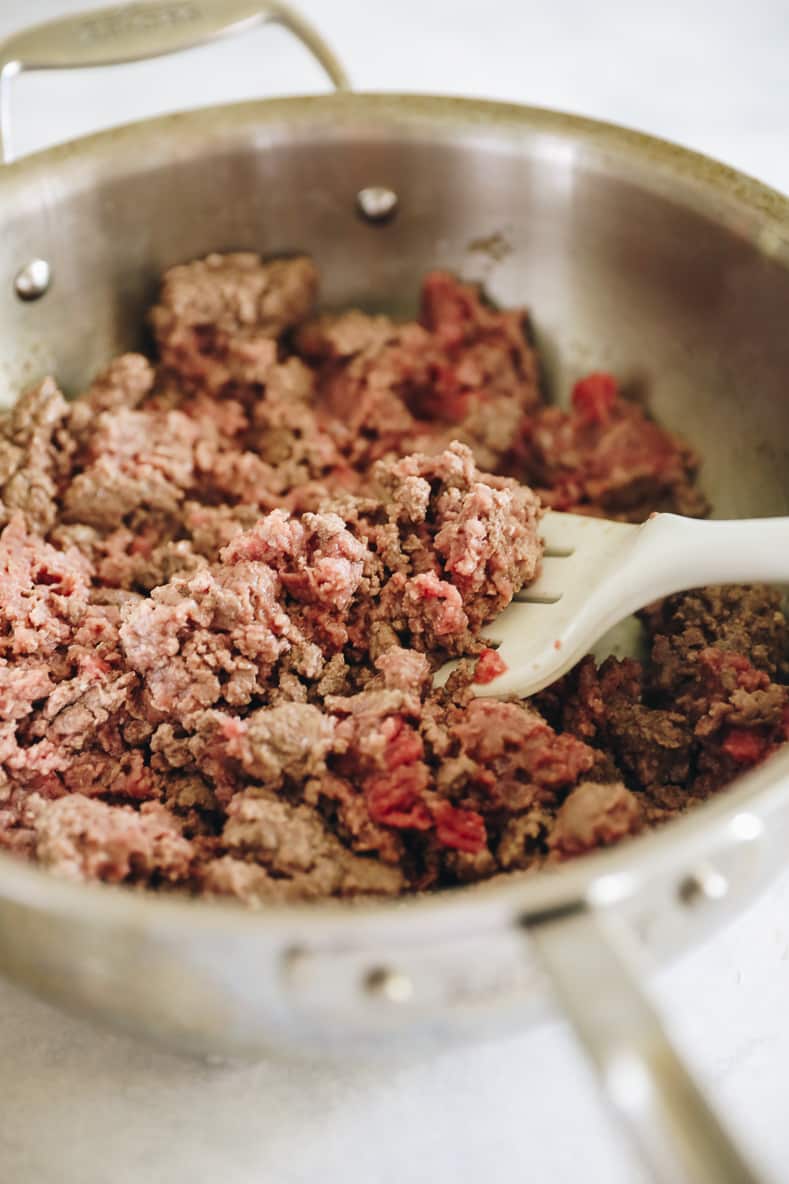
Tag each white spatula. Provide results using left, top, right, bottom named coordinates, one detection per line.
left=436, top=511, right=789, bottom=698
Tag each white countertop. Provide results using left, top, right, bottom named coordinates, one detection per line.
left=1, top=2, right=788, bottom=1181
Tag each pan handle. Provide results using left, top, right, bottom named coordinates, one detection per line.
left=0, top=0, right=349, bottom=163
left=525, top=903, right=767, bottom=1184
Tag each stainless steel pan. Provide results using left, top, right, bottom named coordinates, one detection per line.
left=2, top=5, right=789, bottom=1182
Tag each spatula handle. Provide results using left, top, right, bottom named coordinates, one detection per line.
left=586, top=514, right=789, bottom=645
left=636, top=514, right=789, bottom=596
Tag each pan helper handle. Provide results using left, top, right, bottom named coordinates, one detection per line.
left=0, top=0, right=349, bottom=163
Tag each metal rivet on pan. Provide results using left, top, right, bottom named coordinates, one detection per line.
left=364, top=966, right=414, bottom=1003
left=356, top=186, right=399, bottom=224
left=729, top=811, right=763, bottom=843
left=14, top=258, right=51, bottom=301
left=678, top=865, right=728, bottom=906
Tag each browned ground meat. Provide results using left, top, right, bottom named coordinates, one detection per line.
left=521, top=372, right=708, bottom=521
left=0, top=254, right=783, bottom=903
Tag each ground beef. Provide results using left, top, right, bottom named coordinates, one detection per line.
left=0, top=254, right=782, bottom=902
left=225, top=703, right=336, bottom=788
left=0, top=378, right=73, bottom=534
left=297, top=269, right=541, bottom=474
left=150, top=253, right=319, bottom=394
left=645, top=585, right=787, bottom=686
left=542, top=588, right=789, bottom=820
left=547, top=781, right=644, bottom=857
left=203, top=789, right=404, bottom=902
left=521, top=372, right=708, bottom=521
left=30, top=794, right=194, bottom=885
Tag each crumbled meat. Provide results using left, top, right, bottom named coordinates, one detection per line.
left=449, top=699, right=596, bottom=813
left=70, top=353, right=155, bottom=425
left=63, top=406, right=201, bottom=529
left=548, top=781, right=643, bottom=857
left=0, top=253, right=781, bottom=902
left=474, top=647, right=508, bottom=684
left=224, top=704, right=336, bottom=788
left=645, top=585, right=787, bottom=686
left=150, top=253, right=318, bottom=394
left=521, top=373, right=708, bottom=521
left=606, top=704, right=692, bottom=791
left=31, top=794, right=193, bottom=885
left=0, top=515, right=92, bottom=660
left=119, top=560, right=295, bottom=715
left=297, top=271, right=541, bottom=473
left=0, top=378, right=73, bottom=534
left=497, top=806, right=555, bottom=871
left=544, top=589, right=789, bottom=817
left=203, top=790, right=403, bottom=902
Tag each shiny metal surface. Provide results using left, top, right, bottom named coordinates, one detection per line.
left=0, top=0, right=349, bottom=162
left=12, top=257, right=51, bottom=301
left=356, top=185, right=400, bottom=224
left=0, top=83, right=788, bottom=1102
left=528, top=908, right=763, bottom=1184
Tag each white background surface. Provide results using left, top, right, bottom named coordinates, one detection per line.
left=1, top=2, right=789, bottom=1182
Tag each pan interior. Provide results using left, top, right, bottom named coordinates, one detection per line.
left=1, top=95, right=788, bottom=802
